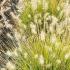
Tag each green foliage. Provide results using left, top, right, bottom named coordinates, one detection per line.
left=16, top=0, right=70, bottom=70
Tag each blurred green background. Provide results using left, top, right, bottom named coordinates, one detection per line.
left=16, top=0, right=70, bottom=70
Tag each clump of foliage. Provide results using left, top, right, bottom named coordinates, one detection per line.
left=16, top=0, right=70, bottom=70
